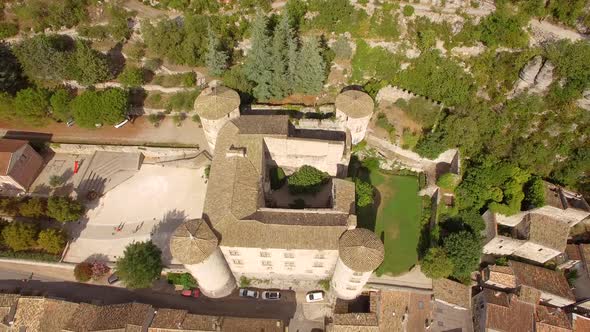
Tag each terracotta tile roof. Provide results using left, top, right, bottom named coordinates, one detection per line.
left=566, top=244, right=582, bottom=261
left=378, top=290, right=410, bottom=332
left=573, top=314, right=590, bottom=332
left=338, top=228, right=384, bottom=272
left=526, top=213, right=570, bottom=252
left=544, top=182, right=567, bottom=210
left=220, top=317, right=284, bottom=332
left=481, top=290, right=535, bottom=332
left=518, top=285, right=542, bottom=304
left=0, top=139, right=27, bottom=175
left=335, top=90, right=374, bottom=118
left=232, top=115, right=289, bottom=135
left=11, top=297, right=46, bottom=331
left=509, top=261, right=575, bottom=301
left=148, top=308, right=187, bottom=329
left=486, top=265, right=517, bottom=288
left=433, top=278, right=471, bottom=309
left=181, top=313, right=219, bottom=331
left=332, top=313, right=379, bottom=327
left=66, top=302, right=152, bottom=330
left=535, top=305, right=572, bottom=332
left=169, top=219, right=219, bottom=265
left=194, top=85, right=240, bottom=120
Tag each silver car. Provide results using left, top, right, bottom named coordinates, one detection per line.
left=261, top=291, right=281, bottom=300
left=239, top=288, right=259, bottom=298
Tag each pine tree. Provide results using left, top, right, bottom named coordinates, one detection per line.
left=243, top=12, right=273, bottom=101
left=205, top=28, right=228, bottom=77
left=269, top=12, right=295, bottom=99
left=294, top=37, right=326, bottom=94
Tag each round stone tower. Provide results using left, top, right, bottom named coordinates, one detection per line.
left=335, top=90, right=374, bottom=145
left=331, top=228, right=385, bottom=300
left=194, top=83, right=241, bottom=152
left=170, top=219, right=236, bottom=298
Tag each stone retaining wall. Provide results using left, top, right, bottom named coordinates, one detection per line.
left=50, top=143, right=203, bottom=159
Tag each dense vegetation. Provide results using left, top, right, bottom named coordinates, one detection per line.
left=288, top=165, right=330, bottom=194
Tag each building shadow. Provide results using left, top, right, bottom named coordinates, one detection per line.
left=151, top=209, right=187, bottom=265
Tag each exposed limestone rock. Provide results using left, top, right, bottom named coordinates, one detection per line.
left=531, top=60, right=554, bottom=94
left=519, top=55, right=543, bottom=85
left=576, top=90, right=590, bottom=111
left=511, top=56, right=555, bottom=97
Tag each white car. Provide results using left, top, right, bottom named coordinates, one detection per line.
left=306, top=291, right=324, bottom=303
left=261, top=291, right=281, bottom=300
left=239, top=288, right=259, bottom=299
left=114, top=116, right=131, bottom=128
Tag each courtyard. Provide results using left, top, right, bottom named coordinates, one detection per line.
left=357, top=170, right=422, bottom=276
left=64, top=164, right=207, bottom=264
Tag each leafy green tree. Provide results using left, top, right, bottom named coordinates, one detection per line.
left=307, top=0, right=365, bottom=34
left=285, top=0, right=308, bottom=28
left=13, top=35, right=69, bottom=83
left=403, top=5, right=415, bottom=17
left=205, top=28, right=228, bottom=77
left=14, top=87, right=50, bottom=125
left=117, top=65, right=145, bottom=87
left=288, top=165, right=330, bottom=194
left=244, top=12, right=273, bottom=100
left=0, top=43, right=28, bottom=94
left=294, top=37, right=325, bottom=94
left=37, top=228, right=66, bottom=254
left=443, top=231, right=481, bottom=281
left=71, top=88, right=128, bottom=128
left=417, top=29, right=436, bottom=50
left=477, top=9, right=529, bottom=48
left=0, top=93, right=15, bottom=120
left=46, top=196, right=84, bottom=222
left=116, top=241, right=163, bottom=289
left=1, top=222, right=38, bottom=251
left=222, top=65, right=254, bottom=95
left=523, top=175, right=546, bottom=209
left=355, top=180, right=374, bottom=207
left=421, top=247, right=454, bottom=279
left=548, top=0, right=586, bottom=26
left=70, top=41, right=111, bottom=85
left=49, top=88, right=72, bottom=122
left=18, top=197, right=47, bottom=218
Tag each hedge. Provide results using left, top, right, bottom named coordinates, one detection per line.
left=0, top=250, right=60, bottom=262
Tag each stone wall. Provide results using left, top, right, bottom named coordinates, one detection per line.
left=50, top=143, right=205, bottom=163
left=263, top=137, right=345, bottom=176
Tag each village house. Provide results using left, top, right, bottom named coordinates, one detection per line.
left=472, top=289, right=535, bottom=332
left=432, top=278, right=473, bottom=331
left=169, top=85, right=384, bottom=300
left=0, top=139, right=43, bottom=194
left=482, top=182, right=590, bottom=264
left=481, top=260, right=575, bottom=307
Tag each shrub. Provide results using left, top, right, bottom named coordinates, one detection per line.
left=91, top=261, right=111, bottom=280
left=191, top=114, right=201, bottom=123
left=403, top=5, right=415, bottom=17
left=436, top=173, right=461, bottom=191
left=147, top=113, right=163, bottom=127
left=318, top=279, right=330, bottom=291
left=0, top=22, right=19, bottom=39
left=74, top=262, right=93, bottom=282
left=49, top=175, right=66, bottom=187
left=14, top=87, right=50, bottom=126
left=19, top=197, right=46, bottom=218
left=50, top=88, right=72, bottom=122
left=355, top=180, right=374, bottom=207
left=46, top=196, right=84, bottom=222
left=167, top=272, right=197, bottom=289
left=270, top=167, right=286, bottom=190
left=37, top=228, right=66, bottom=254
left=0, top=250, right=59, bottom=262
left=239, top=276, right=251, bottom=287
left=71, top=88, right=129, bottom=128
left=421, top=247, right=454, bottom=279
left=287, top=165, right=330, bottom=194
left=332, top=35, right=352, bottom=60
left=443, top=231, right=482, bottom=281
left=1, top=222, right=37, bottom=251
left=117, top=66, right=145, bottom=87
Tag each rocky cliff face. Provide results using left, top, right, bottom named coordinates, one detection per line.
left=511, top=56, right=555, bottom=97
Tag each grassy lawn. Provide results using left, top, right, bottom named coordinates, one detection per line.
left=357, top=170, right=422, bottom=276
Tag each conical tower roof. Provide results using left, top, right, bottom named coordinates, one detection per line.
left=338, top=228, right=384, bottom=272
left=170, top=219, right=218, bottom=265
left=335, top=90, right=374, bottom=119
left=194, top=85, right=240, bottom=120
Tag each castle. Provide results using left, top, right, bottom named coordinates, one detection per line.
left=170, top=84, right=382, bottom=300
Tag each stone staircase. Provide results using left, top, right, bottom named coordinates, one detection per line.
left=75, top=151, right=142, bottom=198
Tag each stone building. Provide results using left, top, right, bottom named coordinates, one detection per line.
left=171, top=85, right=382, bottom=299
left=0, top=139, right=43, bottom=193
left=194, top=84, right=241, bottom=152
left=335, top=90, right=374, bottom=145
left=482, top=182, right=590, bottom=264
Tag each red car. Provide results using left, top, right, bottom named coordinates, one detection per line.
left=181, top=289, right=200, bottom=298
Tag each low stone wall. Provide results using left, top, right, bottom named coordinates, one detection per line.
left=50, top=143, right=203, bottom=159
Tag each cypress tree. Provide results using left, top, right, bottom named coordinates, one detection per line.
left=269, top=12, right=295, bottom=99
left=244, top=12, right=273, bottom=101
left=294, top=37, right=325, bottom=94
left=205, top=28, right=228, bottom=77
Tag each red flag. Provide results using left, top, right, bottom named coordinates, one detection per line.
left=74, top=161, right=79, bottom=174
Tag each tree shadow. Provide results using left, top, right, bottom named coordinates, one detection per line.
left=84, top=253, right=110, bottom=263
left=107, top=42, right=126, bottom=77
left=150, top=209, right=187, bottom=265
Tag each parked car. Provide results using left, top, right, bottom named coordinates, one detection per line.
left=66, top=118, right=75, bottom=127
left=239, top=288, right=259, bottom=299
left=107, top=273, right=119, bottom=284
left=306, top=291, right=324, bottom=303
left=181, top=289, right=200, bottom=298
left=261, top=291, right=281, bottom=300
left=114, top=116, right=131, bottom=128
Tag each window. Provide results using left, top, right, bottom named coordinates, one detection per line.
left=229, top=250, right=240, bottom=256
left=305, top=270, right=313, bottom=274
left=232, top=259, right=243, bottom=265
left=284, top=261, right=295, bottom=268
left=260, top=251, right=271, bottom=258
left=353, top=271, right=363, bottom=276
left=262, top=260, right=272, bottom=267
left=346, top=286, right=357, bottom=291
left=284, top=252, right=295, bottom=259
left=313, top=262, right=324, bottom=268
left=349, top=278, right=361, bottom=283
left=314, top=253, right=325, bottom=259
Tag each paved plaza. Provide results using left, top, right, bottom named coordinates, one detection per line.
left=64, top=164, right=207, bottom=264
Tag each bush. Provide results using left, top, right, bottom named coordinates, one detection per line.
left=0, top=22, right=19, bottom=39
left=49, top=175, right=66, bottom=187
left=167, top=272, right=197, bottom=289
left=71, top=88, right=129, bottom=128
left=270, top=167, right=286, bottom=190
left=46, top=196, right=84, bottom=222
left=91, top=261, right=111, bottom=280
left=355, top=180, right=374, bottom=207
left=0, top=250, right=59, bottom=262
left=421, top=247, right=454, bottom=279
left=148, top=113, right=164, bottom=127
left=318, top=279, right=330, bottom=291
left=117, top=66, right=145, bottom=87
left=116, top=241, right=163, bottom=289
left=74, top=262, right=93, bottom=282
left=14, top=87, right=50, bottom=126
left=239, top=276, right=251, bottom=287
left=288, top=165, right=330, bottom=194
left=436, top=173, right=461, bottom=191
left=403, top=5, right=415, bottom=17
left=50, top=88, right=72, bottom=122
left=523, top=175, right=546, bottom=209
left=1, top=222, right=38, bottom=252
left=19, top=197, right=46, bottom=218
left=37, top=228, right=66, bottom=254
left=443, top=231, right=482, bottom=281
left=332, top=36, right=352, bottom=60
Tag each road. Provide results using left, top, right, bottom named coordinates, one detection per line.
left=0, top=278, right=297, bottom=321
left=0, top=116, right=207, bottom=148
